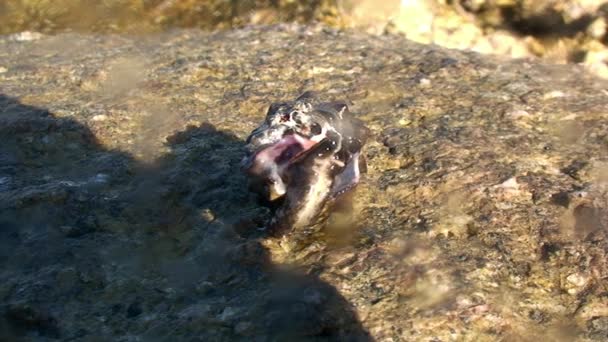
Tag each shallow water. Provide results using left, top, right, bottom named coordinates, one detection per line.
left=0, top=0, right=338, bottom=34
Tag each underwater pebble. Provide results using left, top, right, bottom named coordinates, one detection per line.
left=91, top=114, right=108, bottom=122
left=566, top=272, right=589, bottom=287
left=10, top=31, right=43, bottom=41
left=543, top=90, right=566, bottom=99
left=200, top=208, right=215, bottom=222
left=91, top=173, right=109, bottom=184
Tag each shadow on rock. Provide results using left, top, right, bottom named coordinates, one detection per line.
left=498, top=2, right=608, bottom=42
left=0, top=94, right=372, bottom=341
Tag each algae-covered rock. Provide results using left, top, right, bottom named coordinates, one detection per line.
left=0, top=24, right=607, bottom=341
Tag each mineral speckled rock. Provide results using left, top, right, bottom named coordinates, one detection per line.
left=1, top=24, right=607, bottom=341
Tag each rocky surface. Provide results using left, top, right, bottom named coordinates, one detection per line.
left=347, top=0, right=608, bottom=78
left=3, top=1, right=608, bottom=78
left=0, top=24, right=608, bottom=341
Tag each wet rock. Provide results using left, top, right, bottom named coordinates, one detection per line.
left=550, top=191, right=570, bottom=207
left=178, top=304, right=224, bottom=327
left=195, top=281, right=214, bottom=295
left=528, top=309, right=547, bottom=323
left=538, top=242, right=561, bottom=261
left=513, top=262, right=531, bottom=277
left=218, top=306, right=240, bottom=324
left=234, top=321, right=255, bottom=336
left=58, top=218, right=97, bottom=237
left=126, top=300, right=143, bottom=318
left=587, top=317, right=608, bottom=340
left=55, top=267, right=79, bottom=293
left=561, top=159, right=588, bottom=180
left=0, top=24, right=607, bottom=341
left=573, top=203, right=604, bottom=239
left=4, top=304, right=60, bottom=338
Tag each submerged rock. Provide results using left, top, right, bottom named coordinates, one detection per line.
left=0, top=24, right=607, bottom=341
